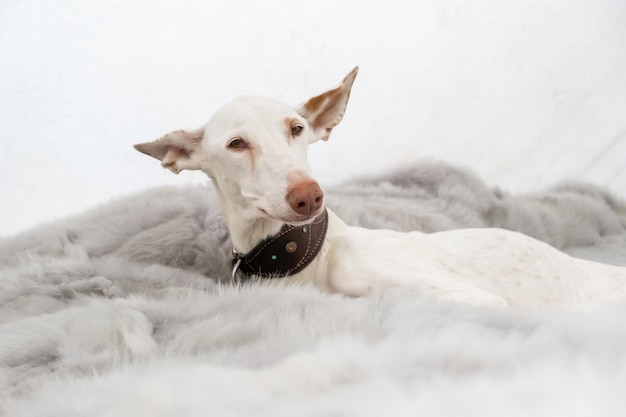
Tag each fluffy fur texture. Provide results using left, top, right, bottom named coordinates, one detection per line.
left=2, top=161, right=626, bottom=415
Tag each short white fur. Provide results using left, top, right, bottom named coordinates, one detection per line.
left=135, top=68, right=626, bottom=308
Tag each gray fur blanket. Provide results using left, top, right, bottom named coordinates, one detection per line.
left=2, top=161, right=626, bottom=416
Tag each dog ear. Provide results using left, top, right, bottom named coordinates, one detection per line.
left=298, top=66, right=358, bottom=143
left=134, top=128, right=206, bottom=174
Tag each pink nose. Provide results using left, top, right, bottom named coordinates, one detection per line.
left=286, top=180, right=324, bottom=216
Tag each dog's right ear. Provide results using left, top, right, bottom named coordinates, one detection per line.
left=134, top=128, right=206, bottom=174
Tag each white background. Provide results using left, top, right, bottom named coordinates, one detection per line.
left=1, top=0, right=625, bottom=236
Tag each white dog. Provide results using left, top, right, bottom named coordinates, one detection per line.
left=135, top=68, right=626, bottom=308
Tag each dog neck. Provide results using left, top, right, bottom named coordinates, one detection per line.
left=212, top=186, right=284, bottom=254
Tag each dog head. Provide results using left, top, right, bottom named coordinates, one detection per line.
left=134, top=67, right=358, bottom=225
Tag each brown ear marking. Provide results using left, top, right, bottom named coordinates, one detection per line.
left=134, top=128, right=205, bottom=173
left=299, top=67, right=358, bottom=140
left=302, top=86, right=341, bottom=120
left=302, top=67, right=358, bottom=116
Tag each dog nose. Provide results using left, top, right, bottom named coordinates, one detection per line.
left=286, top=180, right=324, bottom=216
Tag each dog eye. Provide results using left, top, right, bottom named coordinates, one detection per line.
left=228, top=138, right=248, bottom=150
left=291, top=125, right=304, bottom=136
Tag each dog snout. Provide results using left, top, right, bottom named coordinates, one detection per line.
left=286, top=180, right=324, bottom=216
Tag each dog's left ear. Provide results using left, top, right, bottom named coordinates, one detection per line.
left=298, top=66, right=358, bottom=143
left=134, top=128, right=206, bottom=174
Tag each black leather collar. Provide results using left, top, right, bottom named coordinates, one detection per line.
left=232, top=209, right=328, bottom=281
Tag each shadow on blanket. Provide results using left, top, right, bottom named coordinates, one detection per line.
left=2, top=160, right=626, bottom=416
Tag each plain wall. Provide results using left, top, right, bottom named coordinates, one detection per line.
left=1, top=0, right=625, bottom=235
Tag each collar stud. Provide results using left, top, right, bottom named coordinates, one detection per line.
left=285, top=241, right=298, bottom=253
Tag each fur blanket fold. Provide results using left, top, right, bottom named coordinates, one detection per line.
left=2, top=161, right=626, bottom=416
